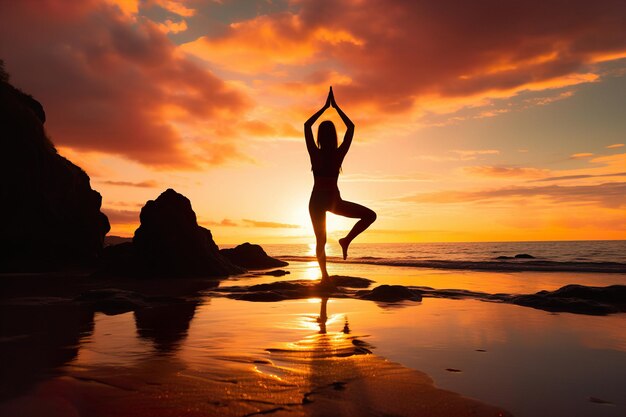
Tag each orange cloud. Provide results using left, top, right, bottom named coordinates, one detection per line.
left=182, top=13, right=362, bottom=73
left=463, top=166, right=548, bottom=179
left=203, top=218, right=238, bottom=227
left=342, top=173, right=434, bottom=183
left=149, top=0, right=196, bottom=17
left=102, top=208, right=140, bottom=224
left=607, top=143, right=624, bottom=149
left=241, top=219, right=301, bottom=229
left=532, top=172, right=626, bottom=183
left=158, top=19, right=188, bottom=34
left=402, top=182, right=626, bottom=209
left=452, top=149, right=500, bottom=159
left=570, top=153, right=594, bottom=159
left=240, top=120, right=301, bottom=138
left=416, top=149, right=501, bottom=162
left=104, top=0, right=139, bottom=16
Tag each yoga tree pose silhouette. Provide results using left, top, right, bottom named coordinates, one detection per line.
left=304, top=87, right=376, bottom=285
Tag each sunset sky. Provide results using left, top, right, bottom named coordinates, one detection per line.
left=1, top=0, right=625, bottom=244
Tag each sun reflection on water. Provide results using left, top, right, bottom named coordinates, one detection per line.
left=304, top=261, right=320, bottom=280
left=266, top=297, right=365, bottom=362
left=253, top=365, right=284, bottom=381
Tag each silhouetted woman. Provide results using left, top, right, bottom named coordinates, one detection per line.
left=305, top=87, right=376, bottom=285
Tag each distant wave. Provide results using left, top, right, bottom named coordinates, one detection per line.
left=278, top=256, right=626, bottom=273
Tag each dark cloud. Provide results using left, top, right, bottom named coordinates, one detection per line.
left=315, top=0, right=626, bottom=110
left=191, top=0, right=626, bottom=113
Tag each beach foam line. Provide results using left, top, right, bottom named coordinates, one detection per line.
left=279, top=256, right=626, bottom=273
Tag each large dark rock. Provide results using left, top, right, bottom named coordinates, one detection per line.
left=101, top=189, right=244, bottom=277
left=0, top=71, right=109, bottom=271
left=510, top=284, right=626, bottom=315
left=220, top=242, right=288, bottom=269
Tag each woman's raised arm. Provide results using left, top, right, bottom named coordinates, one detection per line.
left=331, top=87, right=354, bottom=156
left=304, top=91, right=331, bottom=156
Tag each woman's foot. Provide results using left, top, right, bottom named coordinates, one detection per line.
left=339, top=237, right=349, bottom=260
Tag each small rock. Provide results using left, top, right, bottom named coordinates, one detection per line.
left=332, top=381, right=347, bottom=391
left=220, top=242, right=288, bottom=269
left=588, top=397, right=614, bottom=405
left=332, top=275, right=374, bottom=288
left=357, top=285, right=422, bottom=302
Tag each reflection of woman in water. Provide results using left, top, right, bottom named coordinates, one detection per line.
left=305, top=87, right=376, bottom=285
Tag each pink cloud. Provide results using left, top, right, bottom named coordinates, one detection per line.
left=98, top=180, right=159, bottom=187
left=0, top=0, right=248, bottom=168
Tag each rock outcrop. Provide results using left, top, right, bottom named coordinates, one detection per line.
left=220, top=242, right=288, bottom=269
left=356, top=285, right=423, bottom=302
left=0, top=65, right=110, bottom=271
left=101, top=189, right=244, bottom=277
left=509, top=284, right=626, bottom=315
left=217, top=276, right=374, bottom=302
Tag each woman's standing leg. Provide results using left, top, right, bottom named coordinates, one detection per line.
left=331, top=200, right=376, bottom=260
left=309, top=203, right=330, bottom=281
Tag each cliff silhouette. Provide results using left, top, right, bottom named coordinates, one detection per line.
left=0, top=61, right=110, bottom=271
left=0, top=61, right=286, bottom=276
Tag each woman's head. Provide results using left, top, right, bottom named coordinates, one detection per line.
left=317, top=120, right=338, bottom=150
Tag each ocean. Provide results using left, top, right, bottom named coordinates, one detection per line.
left=257, top=240, right=626, bottom=272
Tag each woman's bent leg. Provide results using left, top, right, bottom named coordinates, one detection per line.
left=331, top=200, right=376, bottom=260
left=309, top=204, right=330, bottom=281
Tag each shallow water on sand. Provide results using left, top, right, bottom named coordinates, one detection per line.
left=70, top=294, right=626, bottom=417
left=2, top=263, right=626, bottom=417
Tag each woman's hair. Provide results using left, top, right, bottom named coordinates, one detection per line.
left=317, top=120, right=338, bottom=150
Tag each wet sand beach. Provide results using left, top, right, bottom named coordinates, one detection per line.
left=1, top=260, right=625, bottom=417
